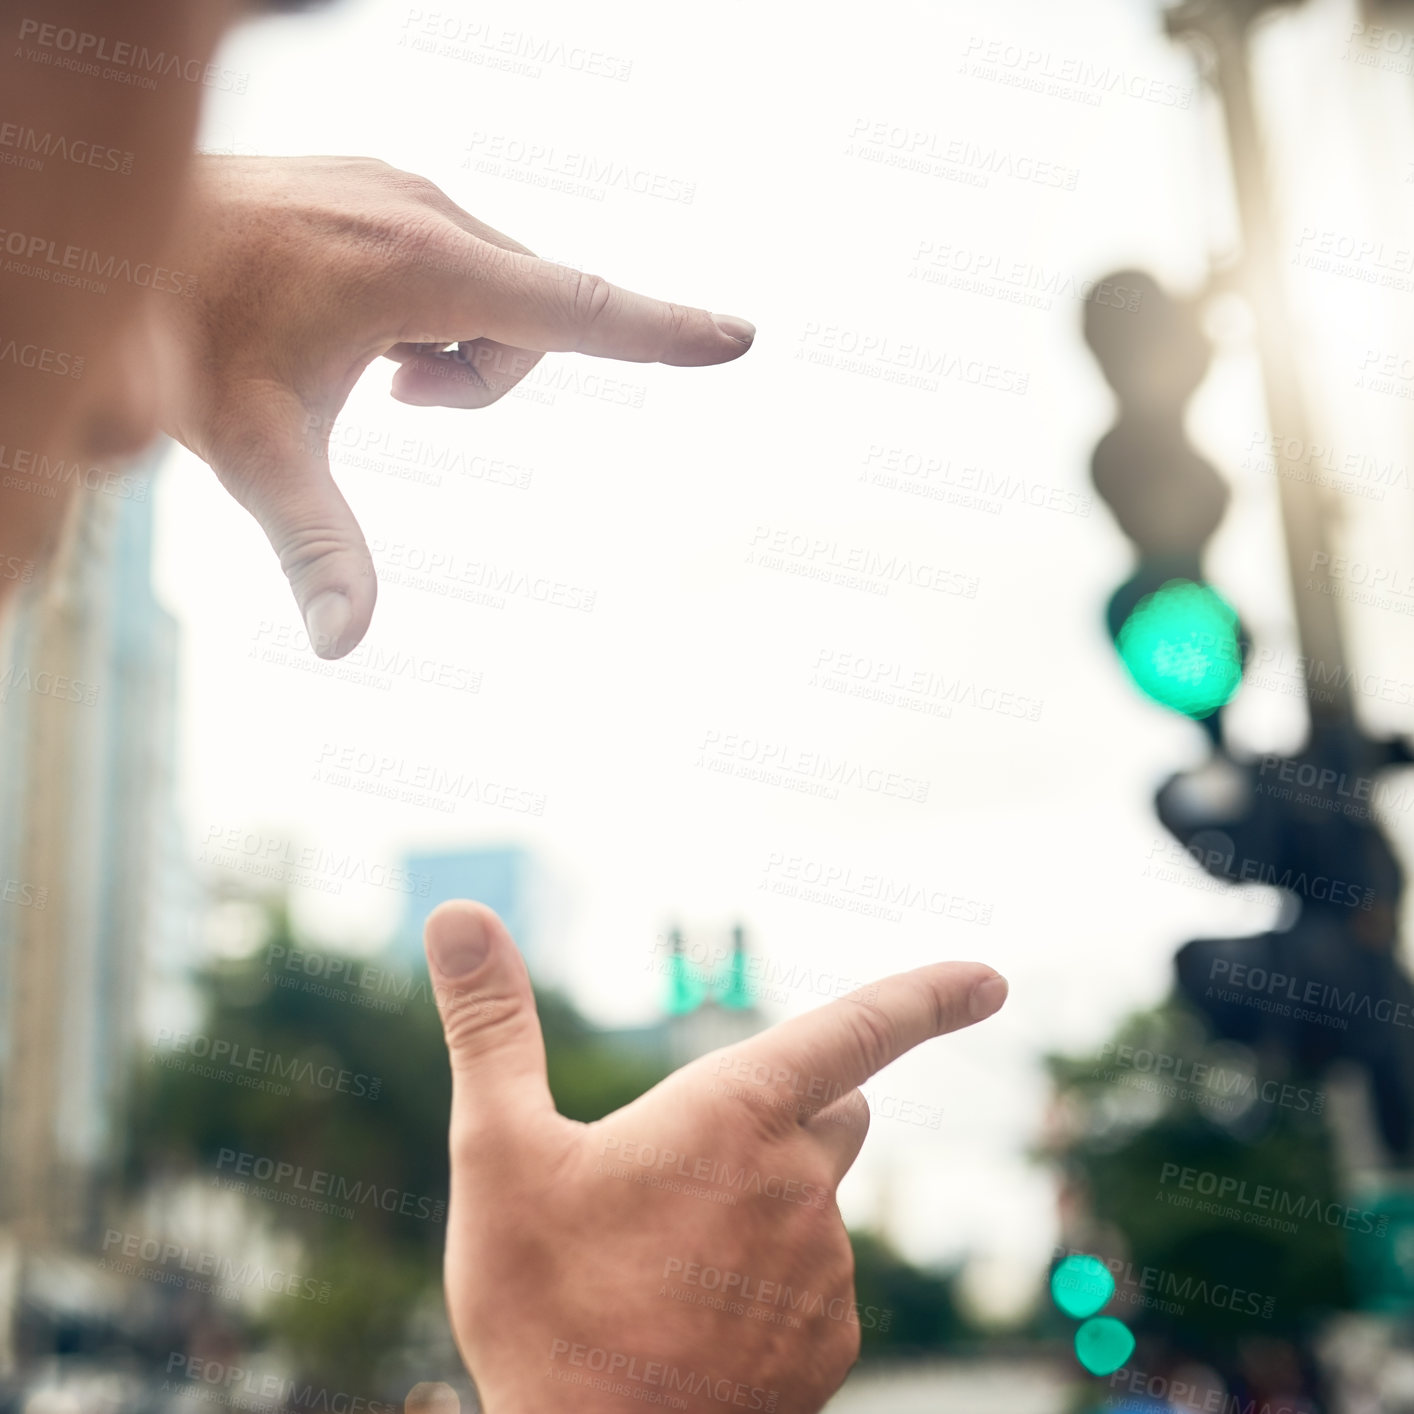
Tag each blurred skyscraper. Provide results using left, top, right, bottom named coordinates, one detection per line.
left=393, top=846, right=543, bottom=975
left=0, top=449, right=189, bottom=1253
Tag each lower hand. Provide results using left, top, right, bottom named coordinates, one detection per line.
left=424, top=901, right=1007, bottom=1414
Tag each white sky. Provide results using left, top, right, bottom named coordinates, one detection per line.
left=150, top=0, right=1414, bottom=1306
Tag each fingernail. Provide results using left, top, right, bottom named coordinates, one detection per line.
left=969, top=973, right=1009, bottom=1021
left=304, top=590, right=351, bottom=659
left=711, top=313, right=756, bottom=346
left=429, top=913, right=490, bottom=979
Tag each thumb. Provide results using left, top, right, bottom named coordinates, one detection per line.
left=424, top=900, right=554, bottom=1133
left=203, top=387, right=376, bottom=660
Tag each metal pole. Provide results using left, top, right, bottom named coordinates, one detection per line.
left=1167, top=0, right=1354, bottom=728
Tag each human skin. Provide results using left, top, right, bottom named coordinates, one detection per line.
left=155, top=155, right=755, bottom=659
left=0, top=7, right=754, bottom=652
left=0, top=0, right=243, bottom=573
left=424, top=901, right=1009, bottom=1413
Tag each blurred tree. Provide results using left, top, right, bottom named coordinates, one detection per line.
left=1043, top=998, right=1352, bottom=1403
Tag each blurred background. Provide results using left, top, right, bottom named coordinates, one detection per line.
left=6, top=0, right=1414, bottom=1407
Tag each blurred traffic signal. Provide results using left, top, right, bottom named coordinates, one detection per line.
left=1050, top=1253, right=1135, bottom=1375
left=1082, top=272, right=1414, bottom=1159
left=662, top=924, right=755, bottom=1015
left=1158, top=734, right=1414, bottom=1158
left=1084, top=271, right=1245, bottom=726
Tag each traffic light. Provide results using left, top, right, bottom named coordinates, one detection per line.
left=1084, top=271, right=1245, bottom=728
left=1050, top=1253, right=1135, bottom=1376
left=664, top=928, right=707, bottom=1016
left=1158, top=734, right=1414, bottom=1158
left=662, top=924, right=756, bottom=1016
left=1082, top=271, right=1414, bottom=1158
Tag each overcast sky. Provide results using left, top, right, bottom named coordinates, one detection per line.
left=149, top=0, right=1414, bottom=1312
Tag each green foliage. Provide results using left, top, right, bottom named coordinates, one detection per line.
left=849, top=1230, right=970, bottom=1354
left=1043, top=999, right=1351, bottom=1362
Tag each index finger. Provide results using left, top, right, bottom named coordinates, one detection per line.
left=416, top=241, right=756, bottom=367
left=741, top=963, right=1008, bottom=1099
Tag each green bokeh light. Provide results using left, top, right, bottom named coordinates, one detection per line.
left=1074, top=1316, right=1135, bottom=1376
left=1050, top=1254, right=1115, bottom=1319
left=1115, top=578, right=1242, bottom=718
left=665, top=952, right=705, bottom=1016
left=717, top=949, right=753, bottom=1010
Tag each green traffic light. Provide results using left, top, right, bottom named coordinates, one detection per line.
left=666, top=951, right=705, bottom=1015
left=1050, top=1254, right=1115, bottom=1318
left=1074, top=1316, right=1135, bottom=1376
left=1115, top=578, right=1241, bottom=718
left=717, top=947, right=754, bottom=1010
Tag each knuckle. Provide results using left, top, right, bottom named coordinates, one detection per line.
left=377, top=162, right=449, bottom=206
left=566, top=270, right=614, bottom=334
left=844, top=999, right=898, bottom=1078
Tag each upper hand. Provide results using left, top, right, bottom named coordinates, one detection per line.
left=423, top=901, right=1008, bottom=1414
left=159, top=156, right=755, bottom=658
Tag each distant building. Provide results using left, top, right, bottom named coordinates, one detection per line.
left=393, top=846, right=542, bottom=974
left=649, top=923, right=766, bottom=1068
left=0, top=451, right=186, bottom=1250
